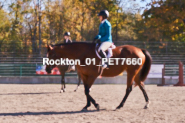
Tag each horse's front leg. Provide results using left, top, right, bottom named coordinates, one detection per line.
left=82, top=76, right=99, bottom=111
left=74, top=73, right=81, bottom=92
left=60, top=74, right=65, bottom=93
left=82, top=85, right=91, bottom=111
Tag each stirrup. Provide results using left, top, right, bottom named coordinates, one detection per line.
left=102, top=63, right=109, bottom=69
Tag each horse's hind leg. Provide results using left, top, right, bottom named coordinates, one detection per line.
left=139, top=84, right=150, bottom=109
left=116, top=72, right=135, bottom=109
left=135, top=74, right=150, bottom=109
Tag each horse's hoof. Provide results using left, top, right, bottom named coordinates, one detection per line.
left=116, top=107, right=120, bottom=110
left=95, top=104, right=100, bottom=111
left=60, top=90, right=63, bottom=93
left=74, top=90, right=77, bottom=92
left=144, top=106, right=148, bottom=109
left=116, top=105, right=123, bottom=110
left=81, top=108, right=88, bottom=112
left=144, top=101, right=150, bottom=109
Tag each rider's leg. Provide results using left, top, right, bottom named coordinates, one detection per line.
left=98, top=42, right=112, bottom=69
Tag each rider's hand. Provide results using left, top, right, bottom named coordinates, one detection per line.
left=93, top=35, right=101, bottom=43
left=96, top=39, right=101, bottom=43
left=93, top=38, right=97, bottom=43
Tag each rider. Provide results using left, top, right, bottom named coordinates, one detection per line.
left=63, top=32, right=75, bottom=71
left=64, top=32, right=72, bottom=43
left=93, top=10, right=113, bottom=69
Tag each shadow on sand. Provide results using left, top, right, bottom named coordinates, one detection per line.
left=0, top=92, right=58, bottom=95
left=0, top=109, right=106, bottom=116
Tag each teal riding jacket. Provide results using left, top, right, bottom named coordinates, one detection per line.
left=95, top=19, right=112, bottom=43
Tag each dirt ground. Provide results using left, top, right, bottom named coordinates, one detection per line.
left=0, top=84, right=185, bottom=123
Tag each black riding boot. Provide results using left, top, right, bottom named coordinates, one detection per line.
left=99, top=50, right=109, bottom=69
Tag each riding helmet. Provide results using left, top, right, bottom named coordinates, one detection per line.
left=64, top=32, right=70, bottom=36
left=98, top=10, right=109, bottom=18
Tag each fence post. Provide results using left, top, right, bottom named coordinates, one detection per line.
left=158, top=63, right=165, bottom=86
left=162, top=67, right=165, bottom=85
left=174, top=61, right=185, bottom=86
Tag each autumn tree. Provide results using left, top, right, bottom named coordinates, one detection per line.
left=137, top=0, right=185, bottom=41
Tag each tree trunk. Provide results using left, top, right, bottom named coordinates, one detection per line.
left=38, top=0, right=42, bottom=55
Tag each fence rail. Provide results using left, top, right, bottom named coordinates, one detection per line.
left=1, top=41, right=185, bottom=76
left=0, top=63, right=78, bottom=77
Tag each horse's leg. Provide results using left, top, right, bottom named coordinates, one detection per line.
left=139, top=84, right=150, bottom=109
left=63, top=73, right=66, bottom=92
left=74, top=72, right=81, bottom=92
left=116, top=73, right=135, bottom=109
left=134, top=74, right=150, bottom=109
left=82, top=76, right=99, bottom=111
left=60, top=73, right=65, bottom=93
left=60, top=74, right=63, bottom=93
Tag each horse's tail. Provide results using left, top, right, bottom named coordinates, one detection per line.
left=140, top=49, right=152, bottom=82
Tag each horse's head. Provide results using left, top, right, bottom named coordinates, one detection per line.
left=45, top=45, right=58, bottom=74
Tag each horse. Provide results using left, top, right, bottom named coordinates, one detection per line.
left=46, top=42, right=152, bottom=111
left=57, top=65, right=81, bottom=93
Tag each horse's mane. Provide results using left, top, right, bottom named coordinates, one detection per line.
left=53, top=42, right=93, bottom=46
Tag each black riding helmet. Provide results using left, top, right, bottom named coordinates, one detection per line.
left=98, top=10, right=109, bottom=19
left=64, top=32, right=70, bottom=36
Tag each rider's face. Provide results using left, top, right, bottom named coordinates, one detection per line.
left=64, top=36, right=68, bottom=39
left=99, top=16, right=103, bottom=22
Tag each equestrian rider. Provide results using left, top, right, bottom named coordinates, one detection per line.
left=63, top=32, right=75, bottom=71
left=64, top=32, right=72, bottom=43
left=93, top=10, right=113, bottom=69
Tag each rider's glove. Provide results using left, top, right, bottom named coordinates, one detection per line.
left=93, top=38, right=101, bottom=43
left=93, top=38, right=97, bottom=43
left=93, top=35, right=101, bottom=43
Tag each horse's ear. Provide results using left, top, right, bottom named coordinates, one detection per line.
left=47, top=45, right=53, bottom=52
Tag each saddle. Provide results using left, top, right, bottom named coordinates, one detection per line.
left=95, top=43, right=116, bottom=59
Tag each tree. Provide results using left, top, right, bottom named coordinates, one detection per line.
left=137, top=0, right=185, bottom=41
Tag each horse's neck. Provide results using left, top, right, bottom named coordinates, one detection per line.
left=57, top=43, right=95, bottom=59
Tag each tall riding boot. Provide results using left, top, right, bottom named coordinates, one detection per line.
left=99, top=50, right=109, bottom=69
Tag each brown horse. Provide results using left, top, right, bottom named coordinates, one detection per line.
left=46, top=42, right=152, bottom=111
left=57, top=65, right=81, bottom=93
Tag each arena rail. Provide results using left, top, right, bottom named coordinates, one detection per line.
left=157, top=61, right=185, bottom=86
left=1, top=41, right=185, bottom=79
left=0, top=63, right=78, bottom=77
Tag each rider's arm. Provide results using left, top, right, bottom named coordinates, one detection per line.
left=94, top=34, right=101, bottom=40
left=94, top=26, right=102, bottom=40
left=100, top=22, right=111, bottom=41
left=93, top=31, right=101, bottom=43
